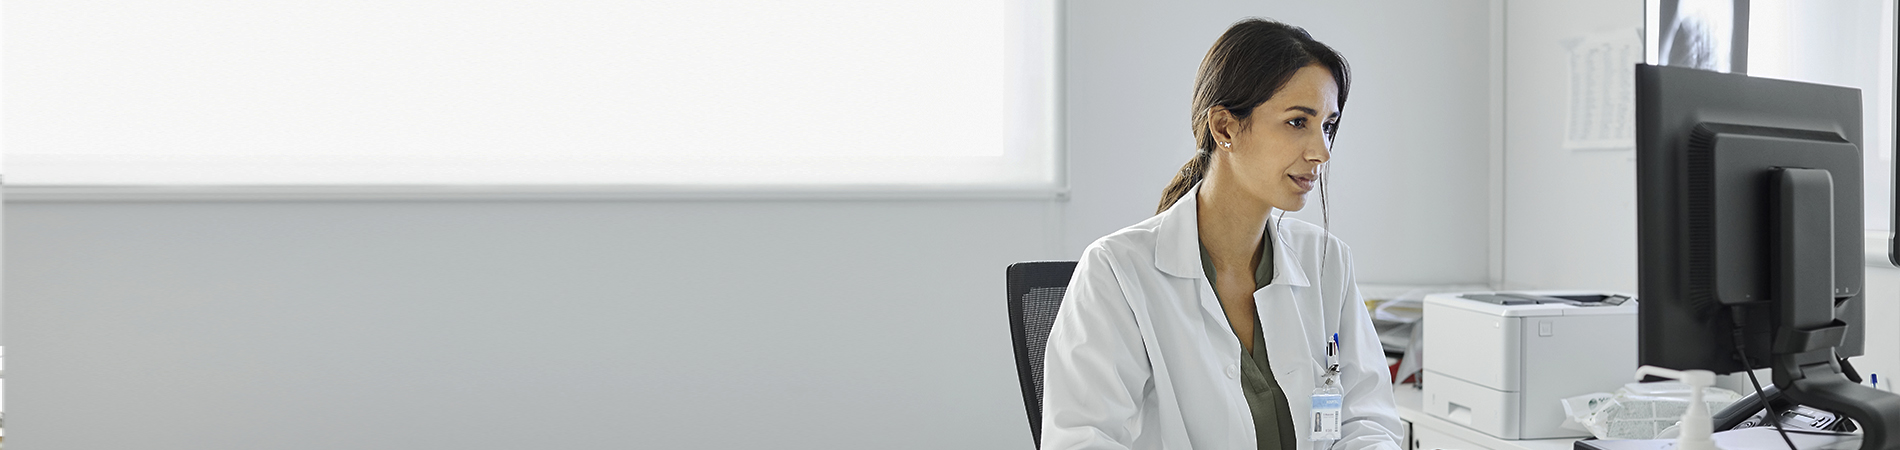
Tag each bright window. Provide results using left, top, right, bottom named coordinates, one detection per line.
left=1745, top=0, right=1897, bottom=231
left=5, top=1, right=1059, bottom=188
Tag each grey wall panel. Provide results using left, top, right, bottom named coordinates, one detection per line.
left=6, top=200, right=1058, bottom=449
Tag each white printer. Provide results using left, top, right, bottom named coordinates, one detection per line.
left=1421, top=291, right=1638, bottom=440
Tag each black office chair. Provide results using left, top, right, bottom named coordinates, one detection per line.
left=1006, top=260, right=1078, bottom=449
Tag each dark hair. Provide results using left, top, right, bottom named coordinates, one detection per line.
left=1157, top=18, right=1352, bottom=214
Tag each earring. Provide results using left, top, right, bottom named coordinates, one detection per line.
left=1221, top=142, right=1232, bottom=148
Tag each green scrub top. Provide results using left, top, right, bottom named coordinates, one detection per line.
left=1200, top=234, right=1298, bottom=450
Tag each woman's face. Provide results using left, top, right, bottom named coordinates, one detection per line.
left=1212, top=64, right=1339, bottom=212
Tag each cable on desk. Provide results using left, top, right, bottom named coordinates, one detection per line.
left=1731, top=306, right=1798, bottom=450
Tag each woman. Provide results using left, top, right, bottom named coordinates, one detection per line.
left=1039, top=19, right=1401, bottom=450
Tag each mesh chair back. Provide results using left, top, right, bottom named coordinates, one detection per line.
left=1007, top=260, right=1078, bottom=448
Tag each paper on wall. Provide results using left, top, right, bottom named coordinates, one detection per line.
left=1564, top=28, right=1645, bottom=151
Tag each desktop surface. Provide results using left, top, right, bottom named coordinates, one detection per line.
left=1573, top=427, right=1860, bottom=450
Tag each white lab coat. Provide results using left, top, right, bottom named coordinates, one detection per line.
left=1039, top=186, right=1403, bottom=450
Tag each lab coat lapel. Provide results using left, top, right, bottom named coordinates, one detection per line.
left=1260, top=219, right=1318, bottom=369
left=1257, top=219, right=1318, bottom=367
left=1258, top=221, right=1322, bottom=450
left=1256, top=284, right=1315, bottom=383
left=1258, top=280, right=1318, bottom=450
left=1267, top=220, right=1311, bottom=288
left=1153, top=185, right=1243, bottom=356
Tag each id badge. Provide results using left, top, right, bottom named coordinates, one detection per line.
left=1310, top=378, right=1343, bottom=440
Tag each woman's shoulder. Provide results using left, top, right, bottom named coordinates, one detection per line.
left=1081, top=213, right=1169, bottom=263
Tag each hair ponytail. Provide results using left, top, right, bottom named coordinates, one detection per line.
left=1157, top=150, right=1212, bottom=214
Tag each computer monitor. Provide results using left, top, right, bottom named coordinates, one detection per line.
left=1635, top=63, right=1900, bottom=447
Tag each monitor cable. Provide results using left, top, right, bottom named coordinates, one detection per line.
left=1732, top=306, right=1799, bottom=450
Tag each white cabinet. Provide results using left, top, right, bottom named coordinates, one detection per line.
left=1414, top=422, right=1493, bottom=450
left=1395, top=383, right=1582, bottom=450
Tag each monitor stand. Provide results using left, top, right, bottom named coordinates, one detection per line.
left=1756, top=168, right=1900, bottom=450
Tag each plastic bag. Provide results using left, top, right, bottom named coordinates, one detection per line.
left=1560, top=381, right=1742, bottom=440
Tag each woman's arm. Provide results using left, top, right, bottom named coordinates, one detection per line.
left=1039, top=244, right=1153, bottom=450
left=1332, top=246, right=1405, bottom=450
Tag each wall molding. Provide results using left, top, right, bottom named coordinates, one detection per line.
left=2, top=185, right=1070, bottom=203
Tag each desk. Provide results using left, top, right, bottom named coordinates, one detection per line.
left=1395, top=383, right=1866, bottom=450
left=1574, top=428, right=1860, bottom=450
left=1395, top=383, right=1580, bottom=450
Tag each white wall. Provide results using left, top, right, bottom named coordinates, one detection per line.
left=1499, top=0, right=1644, bottom=292
left=1862, top=267, right=1900, bottom=396
left=1063, top=0, right=1496, bottom=285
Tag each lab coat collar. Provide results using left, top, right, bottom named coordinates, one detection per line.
left=1153, top=184, right=1311, bottom=288
left=1153, top=185, right=1207, bottom=280
left=1265, top=220, right=1311, bottom=288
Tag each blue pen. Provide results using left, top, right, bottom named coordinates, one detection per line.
left=1327, top=333, right=1341, bottom=373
